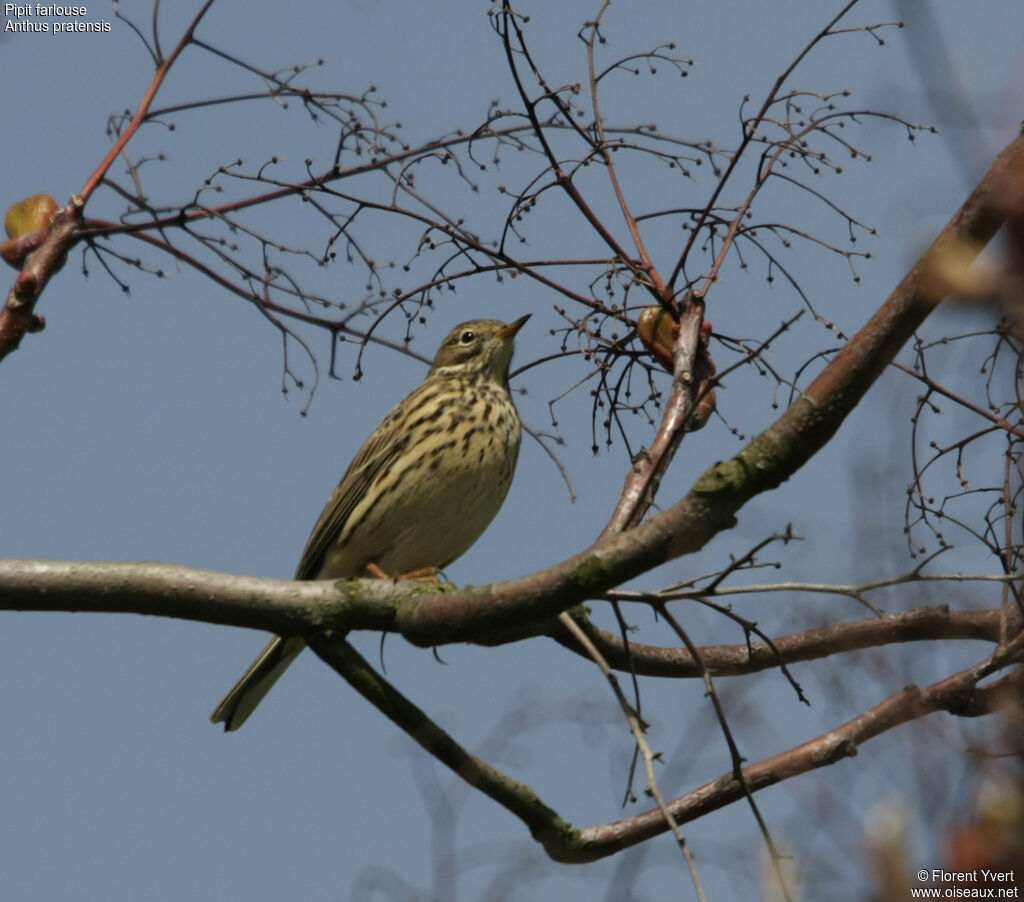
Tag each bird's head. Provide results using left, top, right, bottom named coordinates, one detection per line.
left=429, top=315, right=530, bottom=382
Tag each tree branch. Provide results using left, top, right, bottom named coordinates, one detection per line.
left=0, top=561, right=1013, bottom=681
left=550, top=604, right=1010, bottom=677
left=572, top=656, right=1024, bottom=859
left=310, top=626, right=1022, bottom=864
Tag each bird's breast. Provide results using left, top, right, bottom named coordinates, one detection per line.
left=320, top=378, right=521, bottom=578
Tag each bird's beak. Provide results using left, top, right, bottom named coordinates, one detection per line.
left=495, top=314, right=531, bottom=339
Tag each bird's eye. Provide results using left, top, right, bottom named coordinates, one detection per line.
left=460, top=330, right=476, bottom=344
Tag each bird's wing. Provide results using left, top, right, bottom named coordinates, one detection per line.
left=293, top=384, right=426, bottom=579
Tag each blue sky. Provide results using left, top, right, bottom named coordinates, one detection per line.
left=1, top=2, right=1021, bottom=900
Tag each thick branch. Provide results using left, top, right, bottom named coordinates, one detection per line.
left=0, top=559, right=398, bottom=635
left=0, top=562, right=1011, bottom=682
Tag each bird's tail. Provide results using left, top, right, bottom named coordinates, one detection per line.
left=210, top=635, right=306, bottom=731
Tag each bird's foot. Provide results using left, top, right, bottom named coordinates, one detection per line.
left=365, top=562, right=441, bottom=583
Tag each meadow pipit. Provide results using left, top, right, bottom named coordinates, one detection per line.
left=211, top=315, right=530, bottom=730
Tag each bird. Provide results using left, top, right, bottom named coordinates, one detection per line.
left=211, top=315, right=530, bottom=730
